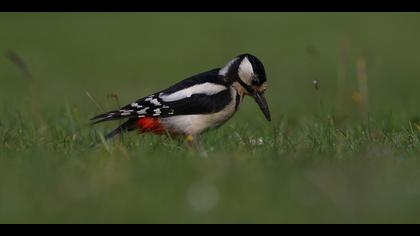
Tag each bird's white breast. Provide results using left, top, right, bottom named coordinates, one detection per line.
left=160, top=87, right=239, bottom=135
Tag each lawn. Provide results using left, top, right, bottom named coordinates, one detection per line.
left=1, top=13, right=420, bottom=223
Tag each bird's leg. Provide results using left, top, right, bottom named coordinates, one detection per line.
left=185, top=134, right=208, bottom=157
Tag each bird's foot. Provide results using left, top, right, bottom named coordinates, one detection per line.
left=185, top=135, right=208, bottom=158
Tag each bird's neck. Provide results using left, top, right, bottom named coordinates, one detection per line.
left=232, top=81, right=247, bottom=98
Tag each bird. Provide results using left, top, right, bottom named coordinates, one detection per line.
left=90, top=53, right=271, bottom=144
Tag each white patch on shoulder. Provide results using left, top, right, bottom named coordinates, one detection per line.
left=219, top=57, right=238, bottom=76
left=159, top=83, right=227, bottom=102
left=238, top=56, right=254, bottom=84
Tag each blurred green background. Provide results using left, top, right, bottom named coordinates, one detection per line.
left=1, top=13, right=420, bottom=116
left=1, top=13, right=420, bottom=223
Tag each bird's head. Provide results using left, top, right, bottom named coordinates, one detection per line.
left=219, top=54, right=271, bottom=121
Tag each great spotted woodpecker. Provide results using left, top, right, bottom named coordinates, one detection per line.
left=91, top=54, right=271, bottom=141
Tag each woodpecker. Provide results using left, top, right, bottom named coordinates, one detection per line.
left=91, top=54, right=271, bottom=141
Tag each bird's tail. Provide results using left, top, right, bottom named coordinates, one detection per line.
left=104, top=119, right=138, bottom=140
left=90, top=109, right=142, bottom=125
left=90, top=110, right=122, bottom=125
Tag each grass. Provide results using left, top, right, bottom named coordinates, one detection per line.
left=1, top=13, right=420, bottom=223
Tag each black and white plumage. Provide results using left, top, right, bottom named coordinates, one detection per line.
left=91, top=53, right=271, bottom=140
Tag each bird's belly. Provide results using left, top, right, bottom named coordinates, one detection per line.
left=160, top=98, right=237, bottom=135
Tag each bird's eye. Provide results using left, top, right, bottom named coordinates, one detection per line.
left=251, top=76, right=260, bottom=86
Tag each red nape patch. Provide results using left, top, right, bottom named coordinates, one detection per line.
left=137, top=117, right=166, bottom=134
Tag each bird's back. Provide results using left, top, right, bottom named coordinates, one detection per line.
left=90, top=67, right=238, bottom=138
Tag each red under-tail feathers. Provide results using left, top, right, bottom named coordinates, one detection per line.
left=137, top=117, right=165, bottom=134
left=103, top=117, right=166, bottom=139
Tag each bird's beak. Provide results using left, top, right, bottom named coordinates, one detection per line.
left=253, top=91, right=271, bottom=121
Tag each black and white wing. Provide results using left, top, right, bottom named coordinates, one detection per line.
left=90, top=68, right=232, bottom=124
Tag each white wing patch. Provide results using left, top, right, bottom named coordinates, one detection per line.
left=137, top=107, right=149, bottom=114
left=159, top=82, right=227, bottom=102
left=145, top=96, right=162, bottom=106
left=131, top=102, right=143, bottom=108
left=153, top=108, right=162, bottom=116
left=119, top=109, right=134, bottom=116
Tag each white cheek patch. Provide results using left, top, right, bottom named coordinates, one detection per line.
left=159, top=83, right=227, bottom=102
left=238, top=57, right=254, bottom=84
